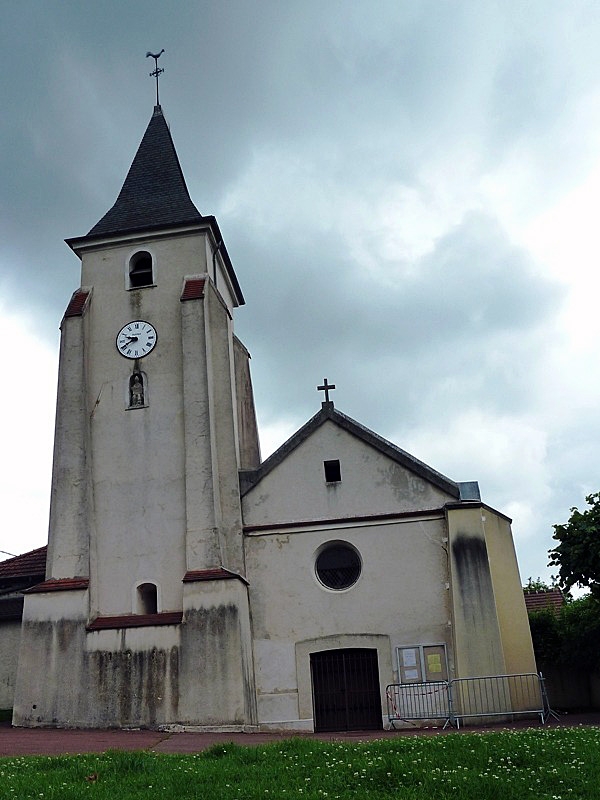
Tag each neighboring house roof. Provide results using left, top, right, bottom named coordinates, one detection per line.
left=524, top=589, right=565, bottom=614
left=239, top=401, right=462, bottom=499
left=0, top=547, right=46, bottom=580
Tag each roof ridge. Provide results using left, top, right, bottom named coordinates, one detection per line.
left=240, top=404, right=459, bottom=498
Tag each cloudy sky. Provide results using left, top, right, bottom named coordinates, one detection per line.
left=1, top=1, right=599, bottom=586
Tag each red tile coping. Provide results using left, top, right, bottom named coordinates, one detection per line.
left=27, top=577, right=89, bottom=593
left=524, top=589, right=565, bottom=614
left=183, top=567, right=248, bottom=584
left=180, top=277, right=206, bottom=301
left=64, top=289, right=90, bottom=318
left=0, top=546, right=47, bottom=579
left=87, top=611, right=183, bottom=631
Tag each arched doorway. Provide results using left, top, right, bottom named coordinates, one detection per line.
left=310, top=648, right=382, bottom=732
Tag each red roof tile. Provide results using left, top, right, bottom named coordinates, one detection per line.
left=0, top=546, right=47, bottom=579
left=27, top=577, right=89, bottom=593
left=64, top=289, right=90, bottom=318
left=87, top=611, right=182, bottom=631
left=183, top=568, right=247, bottom=584
left=524, top=589, right=565, bottom=614
left=180, top=277, right=206, bottom=301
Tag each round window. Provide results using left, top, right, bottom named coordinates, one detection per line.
left=315, top=543, right=361, bottom=590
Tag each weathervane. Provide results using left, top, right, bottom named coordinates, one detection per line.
left=146, top=49, right=165, bottom=106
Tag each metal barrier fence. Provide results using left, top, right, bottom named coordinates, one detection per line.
left=387, top=672, right=549, bottom=729
left=386, top=681, right=451, bottom=727
left=451, top=673, right=545, bottom=727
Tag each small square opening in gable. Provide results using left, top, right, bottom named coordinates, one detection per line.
left=324, top=459, right=341, bottom=483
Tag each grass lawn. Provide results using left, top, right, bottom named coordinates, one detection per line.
left=0, top=726, right=599, bottom=799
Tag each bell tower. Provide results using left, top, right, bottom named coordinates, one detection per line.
left=13, top=99, right=260, bottom=728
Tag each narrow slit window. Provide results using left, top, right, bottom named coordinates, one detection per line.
left=324, top=459, right=341, bottom=483
left=129, top=251, right=153, bottom=288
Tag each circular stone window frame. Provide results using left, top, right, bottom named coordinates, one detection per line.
left=314, top=540, right=362, bottom=592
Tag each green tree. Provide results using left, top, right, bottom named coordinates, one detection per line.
left=523, top=576, right=559, bottom=592
left=549, top=491, right=600, bottom=599
left=527, top=608, right=561, bottom=664
left=528, top=596, right=600, bottom=671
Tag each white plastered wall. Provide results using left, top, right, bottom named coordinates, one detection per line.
left=81, top=233, right=207, bottom=615
left=243, top=420, right=454, bottom=527
left=243, top=422, right=456, bottom=728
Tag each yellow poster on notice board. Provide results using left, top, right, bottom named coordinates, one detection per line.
left=426, top=653, right=442, bottom=674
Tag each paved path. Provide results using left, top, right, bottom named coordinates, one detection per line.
left=0, top=713, right=598, bottom=757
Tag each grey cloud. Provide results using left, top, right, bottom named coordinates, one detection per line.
left=234, top=210, right=561, bottom=427
left=1, top=1, right=599, bottom=584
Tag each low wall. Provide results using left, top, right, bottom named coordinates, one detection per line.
left=0, top=621, right=22, bottom=710
left=542, top=667, right=600, bottom=711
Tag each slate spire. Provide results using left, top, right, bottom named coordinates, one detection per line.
left=87, top=105, right=203, bottom=238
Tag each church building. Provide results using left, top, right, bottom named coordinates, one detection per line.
left=6, top=95, right=536, bottom=731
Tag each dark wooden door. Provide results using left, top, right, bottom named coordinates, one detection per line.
left=310, top=648, right=382, bottom=732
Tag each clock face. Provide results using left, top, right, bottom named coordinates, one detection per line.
left=116, top=320, right=157, bottom=359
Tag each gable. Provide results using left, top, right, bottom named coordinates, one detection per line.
left=242, top=417, right=458, bottom=528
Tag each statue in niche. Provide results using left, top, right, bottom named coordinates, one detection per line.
left=129, top=372, right=145, bottom=407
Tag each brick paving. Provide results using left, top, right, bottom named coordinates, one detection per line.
left=0, top=713, right=598, bottom=757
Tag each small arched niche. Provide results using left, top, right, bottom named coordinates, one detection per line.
left=136, top=582, right=158, bottom=615
left=128, top=250, right=154, bottom=289
left=127, top=371, right=148, bottom=409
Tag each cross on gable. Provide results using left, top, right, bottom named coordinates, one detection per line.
left=317, top=378, right=336, bottom=405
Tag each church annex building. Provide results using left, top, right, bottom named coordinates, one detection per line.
left=0, top=101, right=536, bottom=731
